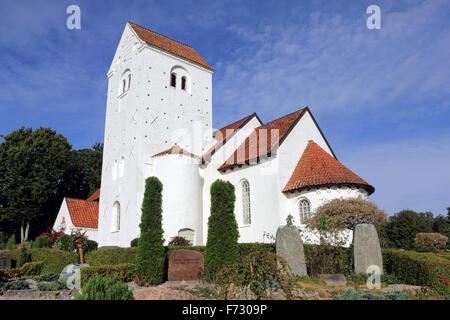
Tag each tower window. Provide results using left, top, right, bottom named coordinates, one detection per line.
left=181, top=76, right=187, bottom=90
left=241, top=180, right=251, bottom=225
left=170, top=73, right=176, bottom=87
left=112, top=201, right=120, bottom=232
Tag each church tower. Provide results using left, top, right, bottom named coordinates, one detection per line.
left=98, top=22, right=213, bottom=247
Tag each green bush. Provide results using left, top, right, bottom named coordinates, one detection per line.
left=333, top=289, right=410, bottom=300
left=239, top=243, right=275, bottom=257
left=168, top=236, right=191, bottom=246
left=80, top=264, right=136, bottom=286
left=5, top=235, right=16, bottom=250
left=21, top=261, right=43, bottom=276
left=53, top=234, right=74, bottom=252
left=414, top=233, right=448, bottom=253
left=37, top=279, right=68, bottom=291
left=85, top=240, right=98, bottom=253
left=135, top=177, right=165, bottom=286
left=39, top=273, right=59, bottom=282
left=0, top=232, right=7, bottom=250
left=304, top=244, right=353, bottom=275
left=0, top=279, right=30, bottom=290
left=17, top=247, right=31, bottom=267
left=76, top=273, right=134, bottom=300
left=130, top=238, right=139, bottom=247
left=205, top=180, right=239, bottom=275
left=31, top=248, right=78, bottom=274
left=33, top=236, right=52, bottom=249
left=86, top=248, right=136, bottom=265
left=383, top=249, right=450, bottom=295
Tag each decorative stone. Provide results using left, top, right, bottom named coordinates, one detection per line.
left=25, top=279, right=38, bottom=289
left=354, top=223, right=383, bottom=274
left=319, top=274, right=347, bottom=286
left=0, top=253, right=12, bottom=269
left=59, top=264, right=90, bottom=290
left=168, top=249, right=204, bottom=281
left=276, top=225, right=307, bottom=276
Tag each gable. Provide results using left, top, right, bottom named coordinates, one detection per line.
left=65, top=198, right=99, bottom=229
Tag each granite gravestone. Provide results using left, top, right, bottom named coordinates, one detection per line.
left=168, top=249, right=204, bottom=281
left=59, top=264, right=90, bottom=290
left=276, top=224, right=307, bottom=276
left=354, top=223, right=383, bottom=274
left=0, top=253, right=11, bottom=269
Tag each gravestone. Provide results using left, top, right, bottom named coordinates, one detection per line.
left=354, top=223, right=383, bottom=274
left=0, top=253, right=11, bottom=269
left=319, top=274, right=347, bottom=286
left=168, top=249, right=204, bottom=281
left=59, top=264, right=90, bottom=290
left=276, top=224, right=307, bottom=276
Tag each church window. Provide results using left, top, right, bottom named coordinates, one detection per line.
left=178, top=228, right=194, bottom=245
left=112, top=202, right=120, bottom=232
left=181, top=76, right=187, bottom=90
left=241, top=180, right=251, bottom=225
left=298, top=199, right=310, bottom=224
left=119, top=69, right=131, bottom=95
left=128, top=74, right=131, bottom=90
left=170, top=73, right=176, bottom=87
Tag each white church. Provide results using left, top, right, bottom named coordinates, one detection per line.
left=54, top=22, right=374, bottom=248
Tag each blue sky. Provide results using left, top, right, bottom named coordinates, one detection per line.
left=0, top=0, right=449, bottom=216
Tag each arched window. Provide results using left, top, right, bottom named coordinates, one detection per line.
left=241, top=180, right=251, bottom=225
left=298, top=199, right=311, bottom=224
left=128, top=74, right=131, bottom=90
left=181, top=76, right=187, bottom=90
left=170, top=73, right=176, bottom=88
left=119, top=69, right=131, bottom=95
left=112, top=202, right=120, bottom=232
left=178, top=228, right=194, bottom=245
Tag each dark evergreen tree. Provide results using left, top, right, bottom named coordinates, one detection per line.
left=135, top=177, right=165, bottom=286
left=205, top=179, right=239, bottom=275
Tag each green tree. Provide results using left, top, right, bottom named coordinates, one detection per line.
left=205, top=179, right=239, bottom=275
left=384, top=210, right=432, bottom=250
left=135, top=177, right=165, bottom=286
left=0, top=127, right=71, bottom=241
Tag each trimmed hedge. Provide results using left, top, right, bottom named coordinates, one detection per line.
left=85, top=248, right=137, bottom=266
left=31, top=248, right=78, bottom=274
left=304, top=244, right=353, bottom=275
left=383, top=249, right=450, bottom=295
left=80, top=263, right=136, bottom=286
left=0, top=261, right=43, bottom=279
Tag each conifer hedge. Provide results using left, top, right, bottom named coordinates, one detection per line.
left=205, top=179, right=239, bottom=275
left=135, top=177, right=165, bottom=285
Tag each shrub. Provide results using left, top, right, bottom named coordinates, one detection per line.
left=0, top=279, right=30, bottom=291
left=205, top=180, right=239, bottom=275
left=333, top=289, right=410, bottom=300
left=86, top=248, right=136, bottom=266
left=303, top=244, right=353, bottom=275
left=37, top=279, right=68, bottom=291
left=0, top=232, right=7, bottom=250
left=33, top=236, right=53, bottom=249
left=5, top=235, right=16, bottom=250
left=31, top=248, right=78, bottom=274
left=17, top=247, right=31, bottom=267
left=130, top=238, right=139, bottom=247
left=414, top=233, right=448, bottom=253
left=21, top=261, right=43, bottom=276
left=76, top=273, right=134, bottom=300
left=80, top=264, right=136, bottom=286
left=383, top=249, right=450, bottom=295
left=39, top=273, right=59, bottom=282
left=168, top=236, right=191, bottom=247
left=135, top=177, right=165, bottom=286
left=212, top=251, right=295, bottom=300
left=53, top=234, right=75, bottom=252
left=85, top=240, right=98, bottom=253
left=38, top=228, right=65, bottom=244
left=238, top=243, right=275, bottom=258
left=305, top=198, right=388, bottom=232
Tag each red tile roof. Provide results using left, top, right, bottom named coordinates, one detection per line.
left=65, top=198, right=99, bottom=229
left=202, top=113, right=262, bottom=163
left=129, top=22, right=213, bottom=71
left=218, top=108, right=308, bottom=171
left=152, top=145, right=200, bottom=159
left=283, top=141, right=374, bottom=194
left=86, top=188, right=100, bottom=202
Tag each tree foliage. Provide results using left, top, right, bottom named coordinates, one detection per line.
left=305, top=198, right=388, bottom=232
left=135, top=177, right=165, bottom=286
left=205, top=179, right=239, bottom=275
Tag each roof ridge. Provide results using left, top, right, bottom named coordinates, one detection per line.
left=257, top=107, right=307, bottom=129
left=128, top=22, right=195, bottom=50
